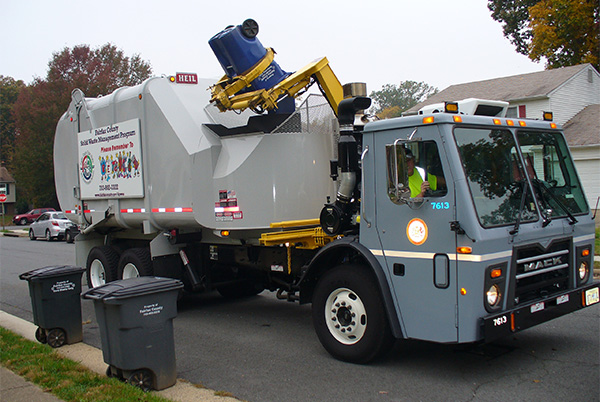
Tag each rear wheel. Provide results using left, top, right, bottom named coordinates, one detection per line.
left=86, top=246, right=120, bottom=288
left=312, top=264, right=394, bottom=363
left=127, top=369, right=154, bottom=391
left=46, top=328, right=66, bottom=348
left=117, top=248, right=153, bottom=280
left=65, top=229, right=75, bottom=243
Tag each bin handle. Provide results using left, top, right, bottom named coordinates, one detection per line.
left=82, top=279, right=182, bottom=300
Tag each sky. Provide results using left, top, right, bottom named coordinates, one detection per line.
left=1, top=0, right=544, bottom=94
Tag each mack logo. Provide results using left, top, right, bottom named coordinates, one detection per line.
left=523, top=257, right=562, bottom=272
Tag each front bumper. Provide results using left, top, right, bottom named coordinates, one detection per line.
left=483, top=282, right=599, bottom=342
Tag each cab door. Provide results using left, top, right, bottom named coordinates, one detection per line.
left=373, top=125, right=458, bottom=342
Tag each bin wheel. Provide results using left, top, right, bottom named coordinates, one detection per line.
left=46, top=328, right=66, bottom=348
left=35, top=327, right=47, bottom=344
left=86, top=246, right=120, bottom=288
left=127, top=369, right=153, bottom=391
left=117, top=248, right=153, bottom=280
left=241, top=19, right=259, bottom=38
left=106, top=366, right=116, bottom=378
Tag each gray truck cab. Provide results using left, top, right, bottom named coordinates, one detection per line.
left=359, top=110, right=596, bottom=344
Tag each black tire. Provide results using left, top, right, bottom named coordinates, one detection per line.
left=127, top=369, right=154, bottom=391
left=217, top=280, right=264, bottom=299
left=45, top=229, right=52, bottom=242
left=35, top=327, right=47, bottom=344
left=20, top=218, right=27, bottom=225
left=29, top=229, right=36, bottom=241
left=117, top=248, right=153, bottom=280
left=65, top=229, right=74, bottom=243
left=46, top=328, right=66, bottom=348
left=312, top=264, right=394, bottom=363
left=86, top=246, right=120, bottom=288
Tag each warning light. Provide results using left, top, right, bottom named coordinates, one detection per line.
left=493, top=119, right=502, bottom=125
left=169, top=76, right=176, bottom=83
left=444, top=102, right=459, bottom=113
left=506, top=120, right=514, bottom=126
left=543, top=111, right=553, bottom=121
left=457, top=246, right=472, bottom=254
left=422, top=116, right=435, bottom=124
left=582, top=249, right=590, bottom=257
left=518, top=121, right=527, bottom=127
left=220, top=230, right=230, bottom=237
left=550, top=122, right=557, bottom=129
left=460, top=288, right=467, bottom=296
left=453, top=115, right=462, bottom=123
left=490, top=268, right=503, bottom=278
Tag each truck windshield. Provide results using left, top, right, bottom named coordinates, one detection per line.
left=517, top=130, right=588, bottom=218
left=454, top=127, right=588, bottom=228
left=454, top=128, right=538, bottom=228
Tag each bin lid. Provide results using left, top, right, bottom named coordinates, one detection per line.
left=19, top=265, right=86, bottom=281
left=82, top=277, right=183, bottom=301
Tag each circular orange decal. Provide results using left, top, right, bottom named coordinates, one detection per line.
left=406, top=218, right=428, bottom=245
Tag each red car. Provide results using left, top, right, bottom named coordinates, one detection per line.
left=13, top=208, right=56, bottom=225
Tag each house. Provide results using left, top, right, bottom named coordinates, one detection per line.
left=407, top=64, right=600, bottom=215
left=0, top=166, right=17, bottom=215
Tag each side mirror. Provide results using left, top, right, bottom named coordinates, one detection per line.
left=386, top=140, right=410, bottom=204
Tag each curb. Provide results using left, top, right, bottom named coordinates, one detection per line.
left=2, top=230, right=28, bottom=238
left=0, top=310, right=238, bottom=402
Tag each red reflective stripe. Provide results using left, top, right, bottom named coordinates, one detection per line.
left=120, top=208, right=145, bottom=213
left=151, top=207, right=193, bottom=213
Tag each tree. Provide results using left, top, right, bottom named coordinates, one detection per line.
left=370, top=81, right=438, bottom=118
left=488, top=0, right=540, bottom=55
left=0, top=76, right=26, bottom=169
left=11, top=44, right=152, bottom=208
left=528, top=0, right=599, bottom=69
left=488, top=0, right=599, bottom=70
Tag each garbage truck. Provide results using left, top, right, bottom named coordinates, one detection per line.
left=54, top=19, right=599, bottom=363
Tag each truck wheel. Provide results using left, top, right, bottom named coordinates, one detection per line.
left=86, top=246, right=120, bottom=288
left=312, top=264, right=394, bottom=363
left=117, top=248, right=153, bottom=280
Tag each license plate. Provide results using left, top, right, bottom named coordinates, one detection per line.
left=556, top=295, right=569, bottom=305
left=585, top=288, right=599, bottom=306
left=530, top=302, right=545, bottom=313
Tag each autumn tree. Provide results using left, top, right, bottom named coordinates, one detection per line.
left=488, top=0, right=599, bottom=70
left=528, top=0, right=599, bottom=69
left=0, top=76, right=26, bottom=170
left=370, top=81, right=438, bottom=118
left=11, top=44, right=152, bottom=208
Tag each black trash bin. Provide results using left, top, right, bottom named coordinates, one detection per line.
left=19, top=265, right=86, bottom=348
left=82, top=276, right=183, bottom=390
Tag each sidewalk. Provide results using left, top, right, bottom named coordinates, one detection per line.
left=1, top=366, right=63, bottom=402
left=0, top=311, right=237, bottom=402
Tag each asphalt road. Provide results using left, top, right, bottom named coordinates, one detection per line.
left=1, top=235, right=599, bottom=402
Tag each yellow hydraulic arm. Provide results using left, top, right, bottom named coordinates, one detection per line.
left=209, top=49, right=344, bottom=116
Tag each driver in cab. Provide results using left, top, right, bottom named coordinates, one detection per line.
left=405, top=148, right=445, bottom=198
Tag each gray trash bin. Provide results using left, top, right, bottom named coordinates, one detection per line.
left=19, top=265, right=86, bottom=348
left=82, top=276, right=183, bottom=390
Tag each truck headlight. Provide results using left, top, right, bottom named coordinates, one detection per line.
left=578, top=261, right=588, bottom=280
left=486, top=284, right=501, bottom=307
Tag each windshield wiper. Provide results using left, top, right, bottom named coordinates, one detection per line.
left=510, top=180, right=529, bottom=235
left=532, top=179, right=577, bottom=225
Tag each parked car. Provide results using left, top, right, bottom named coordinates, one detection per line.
left=64, top=223, right=80, bottom=243
left=29, top=211, right=72, bottom=241
left=13, top=207, right=55, bottom=225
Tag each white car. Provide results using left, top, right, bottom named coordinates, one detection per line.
left=29, top=211, right=72, bottom=241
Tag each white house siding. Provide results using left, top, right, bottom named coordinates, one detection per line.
left=508, top=98, right=550, bottom=121
left=571, top=145, right=600, bottom=212
left=549, top=66, right=600, bottom=125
